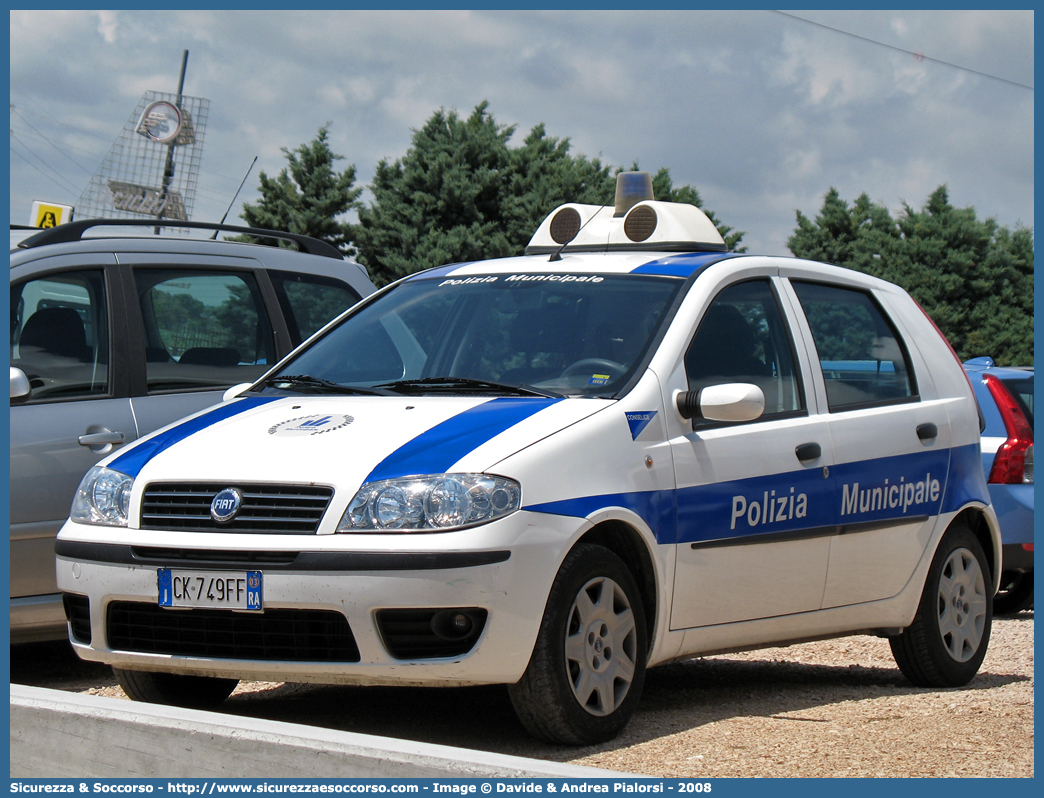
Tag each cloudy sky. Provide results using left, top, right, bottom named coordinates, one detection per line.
left=9, top=9, right=1034, bottom=256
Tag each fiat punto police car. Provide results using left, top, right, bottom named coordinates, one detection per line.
left=57, top=173, right=1000, bottom=744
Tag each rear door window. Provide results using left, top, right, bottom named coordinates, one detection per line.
left=791, top=281, right=916, bottom=411
left=135, top=269, right=275, bottom=392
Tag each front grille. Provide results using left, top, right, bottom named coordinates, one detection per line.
left=63, top=593, right=91, bottom=644
left=376, top=608, right=487, bottom=660
left=107, top=602, right=360, bottom=662
left=140, top=483, right=333, bottom=534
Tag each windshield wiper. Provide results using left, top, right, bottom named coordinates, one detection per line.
left=266, top=374, right=393, bottom=396
left=376, top=377, right=561, bottom=398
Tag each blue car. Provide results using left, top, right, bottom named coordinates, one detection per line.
left=965, top=357, right=1034, bottom=614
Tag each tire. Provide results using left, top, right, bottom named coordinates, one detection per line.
left=508, top=543, right=647, bottom=745
left=889, top=524, right=992, bottom=687
left=992, top=571, right=1034, bottom=615
left=113, top=667, right=238, bottom=709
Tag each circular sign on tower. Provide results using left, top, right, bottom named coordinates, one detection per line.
left=136, top=101, right=183, bottom=144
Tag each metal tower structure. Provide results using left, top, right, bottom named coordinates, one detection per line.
left=77, top=89, right=209, bottom=225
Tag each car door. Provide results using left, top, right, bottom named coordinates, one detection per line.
left=783, top=276, right=952, bottom=608
left=665, top=276, right=837, bottom=629
left=9, top=257, right=138, bottom=602
left=118, top=254, right=281, bottom=435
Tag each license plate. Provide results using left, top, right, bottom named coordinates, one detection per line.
left=158, top=569, right=262, bottom=610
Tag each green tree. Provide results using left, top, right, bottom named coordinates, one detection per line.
left=239, top=125, right=362, bottom=256
left=500, top=123, right=616, bottom=251
left=354, top=102, right=516, bottom=286
left=354, top=102, right=745, bottom=286
left=788, top=187, right=1033, bottom=365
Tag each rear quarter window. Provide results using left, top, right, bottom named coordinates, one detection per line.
left=269, top=270, right=362, bottom=346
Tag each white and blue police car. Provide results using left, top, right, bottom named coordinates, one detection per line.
left=56, top=173, right=1000, bottom=744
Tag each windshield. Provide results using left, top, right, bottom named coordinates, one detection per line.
left=262, top=272, right=682, bottom=398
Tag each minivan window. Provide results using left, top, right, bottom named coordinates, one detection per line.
left=135, top=269, right=275, bottom=392
left=269, top=270, right=362, bottom=347
left=792, top=281, right=916, bottom=410
left=10, top=270, right=109, bottom=400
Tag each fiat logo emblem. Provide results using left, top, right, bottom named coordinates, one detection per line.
left=210, top=488, right=243, bottom=523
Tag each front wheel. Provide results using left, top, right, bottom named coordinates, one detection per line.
left=889, top=524, right=992, bottom=687
left=508, top=543, right=647, bottom=745
left=114, top=667, right=238, bottom=709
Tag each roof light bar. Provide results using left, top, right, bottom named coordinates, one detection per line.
left=527, top=172, right=727, bottom=256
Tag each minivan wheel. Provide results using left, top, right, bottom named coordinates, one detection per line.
left=889, top=524, right=992, bottom=687
left=508, top=543, right=647, bottom=745
left=113, top=667, right=238, bottom=709
left=992, top=571, right=1033, bottom=615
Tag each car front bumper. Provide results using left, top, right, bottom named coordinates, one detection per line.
left=55, top=511, right=580, bottom=686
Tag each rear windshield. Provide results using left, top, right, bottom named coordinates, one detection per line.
left=266, top=273, right=682, bottom=397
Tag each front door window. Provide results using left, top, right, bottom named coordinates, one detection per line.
left=11, top=270, right=109, bottom=401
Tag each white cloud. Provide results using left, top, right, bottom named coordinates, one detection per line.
left=10, top=9, right=92, bottom=43
left=94, top=10, right=119, bottom=44
left=348, top=78, right=376, bottom=104
left=318, top=85, right=348, bottom=108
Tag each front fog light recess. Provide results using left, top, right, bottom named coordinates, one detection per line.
left=70, top=466, right=134, bottom=526
left=340, top=474, right=520, bottom=532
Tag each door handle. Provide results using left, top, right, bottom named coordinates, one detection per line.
left=78, top=431, right=125, bottom=446
left=916, top=423, right=938, bottom=441
left=795, top=442, right=821, bottom=461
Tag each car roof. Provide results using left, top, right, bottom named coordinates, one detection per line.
left=9, top=220, right=373, bottom=291
left=14, top=218, right=344, bottom=258
left=402, top=250, right=902, bottom=297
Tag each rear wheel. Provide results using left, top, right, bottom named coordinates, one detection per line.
left=113, top=667, right=238, bottom=709
left=508, top=543, right=647, bottom=745
left=992, top=571, right=1034, bottom=615
left=889, top=524, right=992, bottom=687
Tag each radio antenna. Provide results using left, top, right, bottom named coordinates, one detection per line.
left=549, top=204, right=608, bottom=262
left=212, top=155, right=258, bottom=238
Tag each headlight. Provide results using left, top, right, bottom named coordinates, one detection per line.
left=70, top=466, right=133, bottom=526
left=339, top=474, right=520, bottom=532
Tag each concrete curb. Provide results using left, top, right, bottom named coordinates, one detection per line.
left=11, top=685, right=632, bottom=779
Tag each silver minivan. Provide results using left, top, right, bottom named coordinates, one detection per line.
left=10, top=219, right=375, bottom=642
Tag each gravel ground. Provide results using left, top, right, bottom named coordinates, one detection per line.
left=11, top=611, right=1033, bottom=778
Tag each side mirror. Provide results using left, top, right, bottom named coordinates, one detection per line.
left=676, top=383, right=765, bottom=423
left=223, top=382, right=253, bottom=402
left=10, top=367, right=31, bottom=401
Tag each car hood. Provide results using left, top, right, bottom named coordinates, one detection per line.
left=106, top=393, right=612, bottom=492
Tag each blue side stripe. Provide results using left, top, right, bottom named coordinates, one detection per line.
left=630, top=252, right=741, bottom=278
left=109, top=396, right=279, bottom=478
left=365, top=397, right=560, bottom=483
left=528, top=490, right=678, bottom=541
left=525, top=444, right=987, bottom=545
